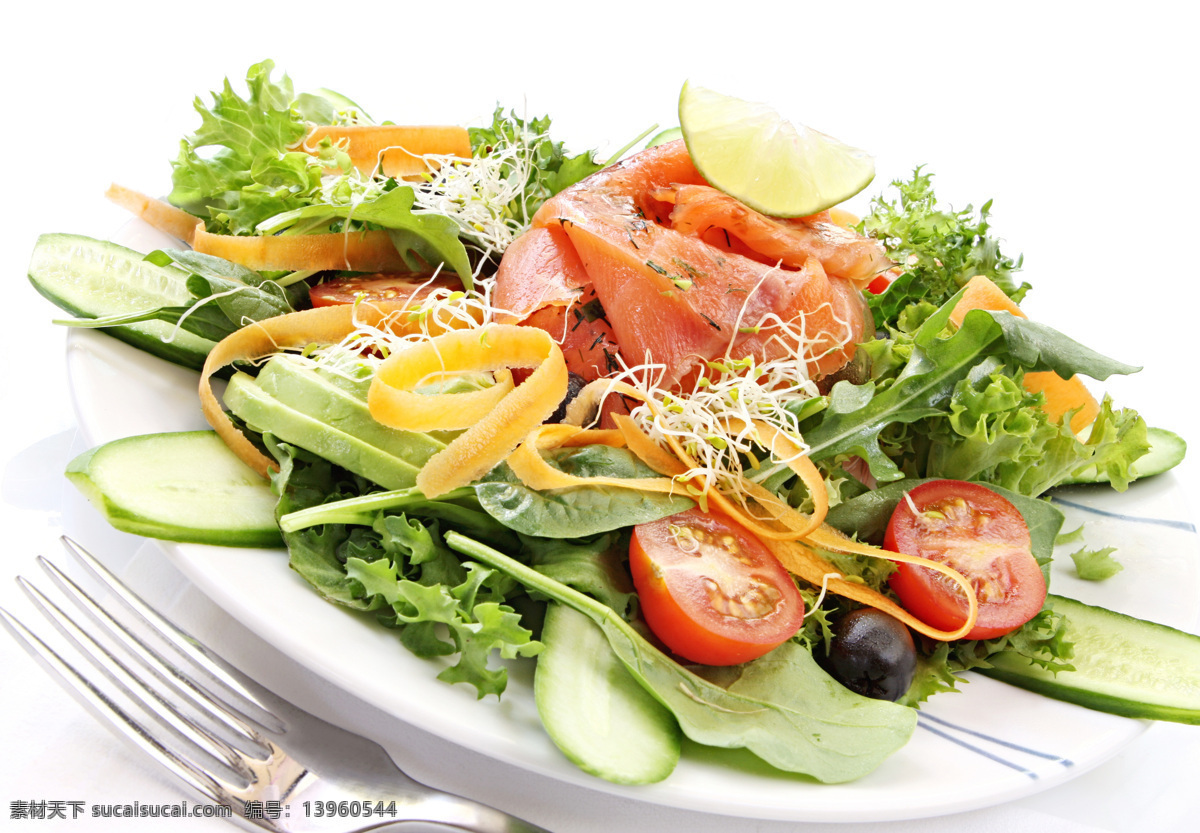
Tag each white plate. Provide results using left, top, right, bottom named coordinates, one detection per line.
left=64, top=221, right=1200, bottom=824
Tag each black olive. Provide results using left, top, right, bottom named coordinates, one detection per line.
left=547, top=372, right=588, bottom=423
left=821, top=608, right=917, bottom=702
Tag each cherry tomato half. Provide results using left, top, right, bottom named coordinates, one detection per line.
left=884, top=480, right=1046, bottom=641
left=629, top=508, right=805, bottom=666
left=866, top=274, right=891, bottom=295
left=309, top=274, right=460, bottom=307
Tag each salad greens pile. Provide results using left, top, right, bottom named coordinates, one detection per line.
left=168, top=60, right=601, bottom=288
left=859, top=167, right=1027, bottom=321
left=36, top=62, right=1196, bottom=788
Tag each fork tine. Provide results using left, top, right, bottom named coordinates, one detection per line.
left=58, top=536, right=285, bottom=734
left=36, top=554, right=270, bottom=752
left=0, top=602, right=239, bottom=807
left=17, top=573, right=257, bottom=776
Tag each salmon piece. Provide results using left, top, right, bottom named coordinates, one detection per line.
left=492, top=225, right=590, bottom=324
left=521, top=290, right=622, bottom=379
left=652, top=184, right=892, bottom=286
left=492, top=224, right=621, bottom=379
left=497, top=139, right=879, bottom=388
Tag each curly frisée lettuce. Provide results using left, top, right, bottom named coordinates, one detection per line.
left=269, top=439, right=541, bottom=699
left=860, top=168, right=1027, bottom=329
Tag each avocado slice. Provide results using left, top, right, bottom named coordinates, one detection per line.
left=255, top=356, right=447, bottom=470
left=223, top=372, right=424, bottom=491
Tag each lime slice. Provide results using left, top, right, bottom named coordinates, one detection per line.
left=678, top=82, right=875, bottom=218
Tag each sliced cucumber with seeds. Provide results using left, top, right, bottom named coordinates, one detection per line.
left=981, top=594, right=1200, bottom=724
left=66, top=431, right=281, bottom=547
left=28, top=233, right=214, bottom=370
left=1061, top=426, right=1187, bottom=485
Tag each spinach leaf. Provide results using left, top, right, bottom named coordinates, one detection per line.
left=519, top=531, right=635, bottom=616
left=475, top=445, right=694, bottom=538
left=259, top=186, right=474, bottom=290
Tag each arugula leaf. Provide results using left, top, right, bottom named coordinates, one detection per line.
left=799, top=289, right=1143, bottom=492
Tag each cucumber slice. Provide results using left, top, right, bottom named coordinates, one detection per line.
left=980, top=594, right=1200, bottom=724
left=1061, top=426, right=1186, bottom=485
left=66, top=431, right=281, bottom=547
left=535, top=602, right=681, bottom=784
left=28, top=233, right=214, bottom=370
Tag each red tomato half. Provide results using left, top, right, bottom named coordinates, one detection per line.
left=309, top=274, right=460, bottom=307
left=884, top=480, right=1046, bottom=641
left=629, top=508, right=805, bottom=666
left=866, top=275, right=891, bottom=295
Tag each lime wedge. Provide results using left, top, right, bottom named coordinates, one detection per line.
left=678, top=82, right=875, bottom=218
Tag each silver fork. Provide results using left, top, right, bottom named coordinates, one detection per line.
left=1, top=536, right=553, bottom=833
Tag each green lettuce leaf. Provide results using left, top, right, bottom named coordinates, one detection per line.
left=800, top=288, right=1143, bottom=494
left=169, top=60, right=323, bottom=235
left=1069, top=546, right=1124, bottom=581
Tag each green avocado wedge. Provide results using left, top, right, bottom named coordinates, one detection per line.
left=223, top=371, right=423, bottom=491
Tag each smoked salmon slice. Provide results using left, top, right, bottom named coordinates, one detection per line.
left=496, top=139, right=884, bottom=388
left=652, top=184, right=892, bottom=287
left=493, top=225, right=590, bottom=324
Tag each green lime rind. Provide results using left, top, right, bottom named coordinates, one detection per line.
left=678, top=81, right=875, bottom=218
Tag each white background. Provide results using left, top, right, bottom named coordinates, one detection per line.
left=2, top=2, right=1198, bottom=831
